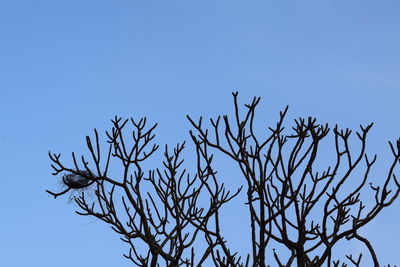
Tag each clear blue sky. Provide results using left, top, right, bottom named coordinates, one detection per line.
left=1, top=1, right=400, bottom=266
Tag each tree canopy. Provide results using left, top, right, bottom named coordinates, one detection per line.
left=48, top=93, right=400, bottom=266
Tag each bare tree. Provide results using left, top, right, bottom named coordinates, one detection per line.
left=48, top=93, right=400, bottom=266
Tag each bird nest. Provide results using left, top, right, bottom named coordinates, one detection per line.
left=62, top=171, right=92, bottom=189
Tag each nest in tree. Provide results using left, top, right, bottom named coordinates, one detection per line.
left=62, top=171, right=92, bottom=189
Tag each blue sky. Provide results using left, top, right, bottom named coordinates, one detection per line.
left=1, top=1, right=400, bottom=266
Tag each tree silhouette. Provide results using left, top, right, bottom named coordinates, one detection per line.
left=47, top=93, right=400, bottom=266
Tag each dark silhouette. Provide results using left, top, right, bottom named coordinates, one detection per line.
left=48, top=93, right=400, bottom=266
